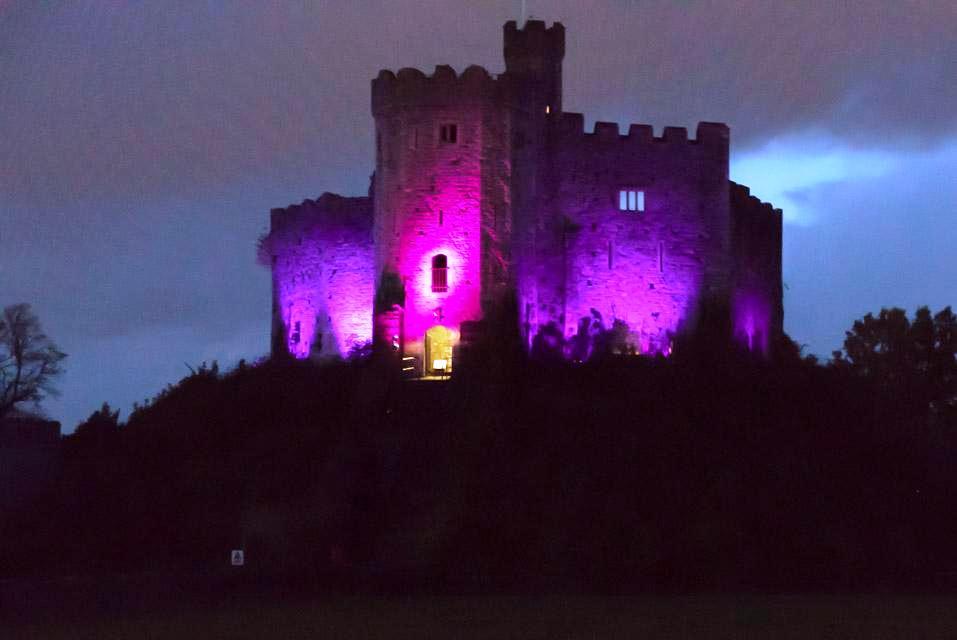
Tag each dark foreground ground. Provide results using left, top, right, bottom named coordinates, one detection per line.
left=6, top=579, right=957, bottom=639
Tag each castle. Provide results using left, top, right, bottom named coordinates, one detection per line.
left=260, top=20, right=782, bottom=374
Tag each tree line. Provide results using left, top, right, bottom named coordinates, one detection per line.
left=1, top=302, right=955, bottom=592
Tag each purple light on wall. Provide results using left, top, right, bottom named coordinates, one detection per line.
left=733, top=291, right=771, bottom=355
left=281, top=298, right=317, bottom=359
left=560, top=201, right=704, bottom=357
left=277, top=265, right=374, bottom=359
left=270, top=215, right=375, bottom=359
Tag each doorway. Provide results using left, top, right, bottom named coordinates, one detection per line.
left=424, top=325, right=453, bottom=376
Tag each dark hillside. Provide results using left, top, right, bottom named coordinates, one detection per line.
left=3, top=335, right=956, bottom=593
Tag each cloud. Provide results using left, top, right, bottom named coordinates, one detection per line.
left=2, top=1, right=954, bottom=208
left=731, top=132, right=898, bottom=224
left=770, top=138, right=957, bottom=356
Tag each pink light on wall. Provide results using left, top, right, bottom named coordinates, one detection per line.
left=398, top=242, right=480, bottom=344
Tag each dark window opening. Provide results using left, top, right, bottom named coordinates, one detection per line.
left=291, top=321, right=301, bottom=344
left=440, top=124, right=458, bottom=143
left=431, top=254, right=448, bottom=292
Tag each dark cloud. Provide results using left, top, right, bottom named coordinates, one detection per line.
left=0, top=1, right=954, bottom=428
left=2, top=1, right=953, bottom=205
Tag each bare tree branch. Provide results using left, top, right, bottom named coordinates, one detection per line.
left=0, top=304, right=67, bottom=418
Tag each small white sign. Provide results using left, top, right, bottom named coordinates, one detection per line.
left=231, top=549, right=244, bottom=566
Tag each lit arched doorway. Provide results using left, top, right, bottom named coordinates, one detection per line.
left=425, top=325, right=453, bottom=375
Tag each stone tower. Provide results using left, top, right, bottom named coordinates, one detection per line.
left=370, top=60, right=507, bottom=372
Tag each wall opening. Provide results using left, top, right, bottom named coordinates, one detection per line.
left=619, top=189, right=645, bottom=212
left=431, top=254, right=448, bottom=292
left=425, top=325, right=453, bottom=376
left=440, top=124, right=458, bottom=143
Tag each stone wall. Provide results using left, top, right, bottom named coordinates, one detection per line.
left=263, top=193, right=374, bottom=359
left=534, top=115, right=731, bottom=354
left=730, top=182, right=784, bottom=354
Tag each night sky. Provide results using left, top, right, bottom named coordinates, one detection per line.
left=2, top=1, right=955, bottom=431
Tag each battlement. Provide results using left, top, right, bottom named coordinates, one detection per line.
left=372, top=64, right=498, bottom=116
left=261, top=193, right=372, bottom=267
left=555, top=112, right=729, bottom=149
left=730, top=182, right=783, bottom=219
left=269, top=192, right=372, bottom=234
left=503, top=19, right=565, bottom=71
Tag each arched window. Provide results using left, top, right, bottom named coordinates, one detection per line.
left=431, top=254, right=448, bottom=292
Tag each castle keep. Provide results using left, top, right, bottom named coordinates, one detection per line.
left=260, top=21, right=783, bottom=373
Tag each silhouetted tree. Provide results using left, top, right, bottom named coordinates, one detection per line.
left=832, top=306, right=957, bottom=417
left=0, top=303, right=66, bottom=418
left=374, top=270, right=405, bottom=313
left=73, top=402, right=121, bottom=440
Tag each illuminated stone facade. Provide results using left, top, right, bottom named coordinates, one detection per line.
left=261, top=20, right=782, bottom=371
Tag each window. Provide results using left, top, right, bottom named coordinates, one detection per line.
left=545, top=105, right=551, bottom=114
left=291, top=321, right=301, bottom=344
left=440, top=124, right=457, bottom=143
left=431, top=254, right=448, bottom=292
left=618, top=189, right=645, bottom=212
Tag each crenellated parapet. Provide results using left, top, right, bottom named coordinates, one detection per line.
left=261, top=193, right=372, bottom=266
left=371, top=64, right=499, bottom=116
left=269, top=192, right=372, bottom=233
left=730, top=183, right=782, bottom=220
left=554, top=112, right=729, bottom=150
left=729, top=182, right=784, bottom=353
left=503, top=20, right=565, bottom=73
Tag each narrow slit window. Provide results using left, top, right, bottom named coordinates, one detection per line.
left=618, top=189, right=645, bottom=212
left=608, top=240, right=614, bottom=270
left=440, top=124, right=458, bottom=143
left=658, top=241, right=664, bottom=272
left=431, top=254, right=448, bottom=292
